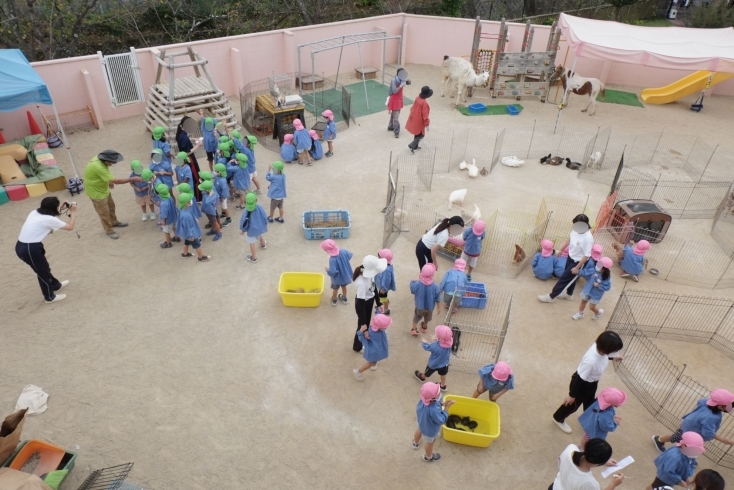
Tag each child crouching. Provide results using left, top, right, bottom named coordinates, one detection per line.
left=532, top=239, right=555, bottom=280
left=613, top=239, right=650, bottom=282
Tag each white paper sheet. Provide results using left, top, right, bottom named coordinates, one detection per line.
left=601, top=456, right=634, bottom=478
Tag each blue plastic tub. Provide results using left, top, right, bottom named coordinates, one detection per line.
left=468, top=103, right=486, bottom=113
left=302, top=210, right=351, bottom=240
left=506, top=105, right=520, bottom=116
left=462, top=282, right=488, bottom=309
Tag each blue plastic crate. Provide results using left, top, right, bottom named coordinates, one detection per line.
left=302, top=210, right=351, bottom=240
left=468, top=103, right=486, bottom=113
left=506, top=105, right=520, bottom=116
left=462, top=282, right=487, bottom=309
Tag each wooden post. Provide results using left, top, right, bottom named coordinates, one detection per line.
left=187, top=46, right=201, bottom=78
left=154, top=49, right=165, bottom=85
left=468, top=16, right=482, bottom=97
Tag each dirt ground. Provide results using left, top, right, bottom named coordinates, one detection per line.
left=2, top=63, right=734, bottom=489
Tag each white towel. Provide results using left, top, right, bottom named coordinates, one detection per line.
left=16, top=385, right=49, bottom=415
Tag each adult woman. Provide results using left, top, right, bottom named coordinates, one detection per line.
left=16, top=197, right=77, bottom=303
left=175, top=115, right=203, bottom=198
left=406, top=85, right=433, bottom=153
left=539, top=214, right=594, bottom=303
left=352, top=255, right=387, bottom=352
left=551, top=438, right=624, bottom=490
left=415, top=216, right=464, bottom=271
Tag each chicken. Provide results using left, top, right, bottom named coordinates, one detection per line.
left=512, top=244, right=526, bottom=265
left=459, top=160, right=468, bottom=170
left=449, top=189, right=467, bottom=209
left=501, top=156, right=524, bottom=167
left=472, top=204, right=481, bottom=221
left=468, top=158, right=479, bottom=177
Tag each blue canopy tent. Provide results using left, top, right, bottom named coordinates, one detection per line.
left=0, top=49, right=78, bottom=176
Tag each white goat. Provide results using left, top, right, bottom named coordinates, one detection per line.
left=440, top=56, right=490, bottom=106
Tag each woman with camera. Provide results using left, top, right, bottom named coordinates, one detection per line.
left=16, top=197, right=77, bottom=304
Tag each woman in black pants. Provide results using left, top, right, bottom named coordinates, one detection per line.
left=415, top=216, right=464, bottom=271
left=552, top=331, right=624, bottom=433
left=352, top=255, right=387, bottom=351
left=550, top=438, right=624, bottom=490
left=16, top=197, right=77, bottom=303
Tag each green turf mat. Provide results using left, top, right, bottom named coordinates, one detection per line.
left=597, top=89, right=644, bottom=107
left=456, top=104, right=524, bottom=116
left=302, top=79, right=413, bottom=122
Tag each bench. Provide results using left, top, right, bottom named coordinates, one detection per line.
left=296, top=75, right=324, bottom=91
left=355, top=67, right=378, bottom=80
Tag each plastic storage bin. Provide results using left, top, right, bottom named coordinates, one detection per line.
left=3, top=440, right=77, bottom=489
left=302, top=210, right=351, bottom=240
left=4, top=439, right=71, bottom=478
left=462, top=282, right=487, bottom=309
left=506, top=105, right=520, bottom=116
left=278, top=272, right=325, bottom=307
left=468, top=103, right=486, bottom=113
left=442, top=395, right=500, bottom=448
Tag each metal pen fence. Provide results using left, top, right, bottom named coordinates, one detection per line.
left=607, top=290, right=734, bottom=468
left=445, top=287, right=513, bottom=373
left=537, top=196, right=590, bottom=247
left=711, top=188, right=734, bottom=249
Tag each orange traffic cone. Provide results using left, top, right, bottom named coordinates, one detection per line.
left=0, top=131, right=5, bottom=144
left=27, top=111, right=43, bottom=135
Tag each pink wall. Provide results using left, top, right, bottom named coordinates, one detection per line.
left=1, top=13, right=733, bottom=140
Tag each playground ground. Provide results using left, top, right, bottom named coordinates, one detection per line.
left=1, top=63, right=734, bottom=488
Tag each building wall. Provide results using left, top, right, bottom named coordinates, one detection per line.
left=1, top=13, right=733, bottom=140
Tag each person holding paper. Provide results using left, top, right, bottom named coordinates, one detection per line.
left=550, top=438, right=625, bottom=490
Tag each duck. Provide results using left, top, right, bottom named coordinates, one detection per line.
left=459, top=160, right=468, bottom=170
left=472, top=204, right=481, bottom=221
left=449, top=189, right=467, bottom=209
left=468, top=158, right=479, bottom=177
left=501, top=155, right=524, bottom=167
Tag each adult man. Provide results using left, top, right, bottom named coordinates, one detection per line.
left=84, top=150, right=140, bottom=239
left=387, top=68, right=411, bottom=138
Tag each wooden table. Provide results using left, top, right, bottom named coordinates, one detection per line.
left=255, top=95, right=306, bottom=145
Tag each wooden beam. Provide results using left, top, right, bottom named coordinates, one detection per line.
left=187, top=46, right=202, bottom=78
left=155, top=49, right=166, bottom=85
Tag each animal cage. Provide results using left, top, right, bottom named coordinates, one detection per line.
left=607, top=200, right=671, bottom=244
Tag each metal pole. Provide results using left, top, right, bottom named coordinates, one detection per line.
left=554, top=56, right=578, bottom=133
left=50, top=102, right=79, bottom=177
left=334, top=36, right=345, bottom=89
left=358, top=41, right=369, bottom=110
left=311, top=53, right=316, bottom=116
left=527, top=119, right=536, bottom=159
left=297, top=46, right=302, bottom=97
left=469, top=16, right=482, bottom=97
left=697, top=144, right=718, bottom=184
left=381, top=37, right=386, bottom=87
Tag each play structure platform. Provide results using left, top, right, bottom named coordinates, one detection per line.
left=640, top=71, right=734, bottom=104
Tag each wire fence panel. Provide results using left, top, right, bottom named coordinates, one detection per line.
left=445, top=287, right=512, bottom=373
left=527, top=123, right=562, bottom=160
left=491, top=128, right=505, bottom=171
left=705, top=148, right=734, bottom=183
left=417, top=150, right=435, bottom=191
left=391, top=189, right=441, bottom=245
left=478, top=209, right=545, bottom=278
left=606, top=290, right=734, bottom=468
left=558, top=125, right=598, bottom=164
left=537, top=196, right=586, bottom=246
left=463, top=128, right=494, bottom=174
left=683, top=137, right=715, bottom=182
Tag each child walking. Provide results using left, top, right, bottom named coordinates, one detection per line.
left=613, top=239, right=650, bottom=282
left=308, top=130, right=324, bottom=161
left=578, top=387, right=627, bottom=449
left=321, top=239, right=353, bottom=306
left=410, top=264, right=442, bottom=336
left=230, top=153, right=251, bottom=209
left=239, top=192, right=268, bottom=263
left=280, top=134, right=297, bottom=163
left=353, top=313, right=391, bottom=381
left=322, top=109, right=336, bottom=157
left=461, top=220, right=485, bottom=282
left=130, top=160, right=155, bottom=221
left=374, top=249, right=396, bottom=315
left=292, top=119, right=312, bottom=165
left=647, top=432, right=705, bottom=490
left=438, top=258, right=468, bottom=314
left=532, top=239, right=555, bottom=280
left=413, top=382, right=455, bottom=462
left=653, top=388, right=734, bottom=452
left=198, top=180, right=221, bottom=241
left=473, top=361, right=514, bottom=401
left=414, top=325, right=453, bottom=391
left=156, top=184, right=178, bottom=248
left=265, top=161, right=286, bottom=223
left=572, top=257, right=613, bottom=321
left=213, top=163, right=232, bottom=227
left=176, top=193, right=210, bottom=261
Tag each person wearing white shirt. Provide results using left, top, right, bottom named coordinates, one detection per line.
left=552, top=331, right=624, bottom=434
left=415, top=216, right=464, bottom=271
left=15, top=197, right=77, bottom=303
left=550, top=439, right=624, bottom=490
left=539, top=214, right=594, bottom=303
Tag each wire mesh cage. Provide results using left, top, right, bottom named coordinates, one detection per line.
left=77, top=463, right=134, bottom=490
left=445, top=287, right=512, bottom=373
left=478, top=209, right=545, bottom=279
left=607, top=291, right=734, bottom=468
left=537, top=196, right=589, bottom=247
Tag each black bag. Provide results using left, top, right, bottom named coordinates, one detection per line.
left=451, top=326, right=462, bottom=354
left=66, top=177, right=84, bottom=196
left=46, top=135, right=63, bottom=148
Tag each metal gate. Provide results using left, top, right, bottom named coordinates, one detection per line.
left=98, top=48, right=144, bottom=107
left=341, top=86, right=351, bottom=127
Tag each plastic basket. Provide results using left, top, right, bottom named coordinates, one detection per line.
left=302, top=210, right=351, bottom=240
left=506, top=105, right=520, bottom=116
left=278, top=272, right=325, bottom=307
left=442, top=395, right=500, bottom=448
left=468, top=103, right=486, bottom=113
left=2, top=439, right=77, bottom=486
left=462, top=282, right=487, bottom=309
